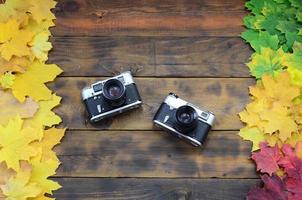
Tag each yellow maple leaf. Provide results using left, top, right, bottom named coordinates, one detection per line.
left=286, top=132, right=302, bottom=147
left=287, top=66, right=302, bottom=86
left=27, top=18, right=54, bottom=36
left=0, top=116, right=39, bottom=171
left=0, top=72, right=15, bottom=89
left=264, top=133, right=281, bottom=148
left=260, top=102, right=298, bottom=142
left=260, top=73, right=300, bottom=106
left=24, top=94, right=62, bottom=129
left=12, top=61, right=62, bottom=102
left=0, top=0, right=31, bottom=23
left=0, top=19, right=19, bottom=43
left=28, top=0, right=57, bottom=23
left=247, top=48, right=285, bottom=79
left=37, top=128, right=65, bottom=162
left=29, top=32, right=52, bottom=62
left=238, top=126, right=265, bottom=151
left=0, top=56, right=29, bottom=75
left=239, top=72, right=301, bottom=145
left=0, top=90, right=39, bottom=126
left=0, top=163, right=41, bottom=200
left=0, top=29, right=34, bottom=61
left=239, top=99, right=270, bottom=128
left=29, top=156, right=61, bottom=195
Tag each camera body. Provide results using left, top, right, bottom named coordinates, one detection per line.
left=82, top=71, right=142, bottom=122
left=153, top=93, right=215, bottom=147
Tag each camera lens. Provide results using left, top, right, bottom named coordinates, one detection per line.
left=108, top=85, right=122, bottom=97
left=175, top=105, right=198, bottom=133
left=103, top=79, right=126, bottom=107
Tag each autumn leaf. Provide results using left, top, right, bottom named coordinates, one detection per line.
left=12, top=61, right=62, bottom=102
left=241, top=30, right=279, bottom=53
left=29, top=32, right=52, bottom=62
left=0, top=163, right=41, bottom=200
left=239, top=127, right=265, bottom=151
left=0, top=71, right=15, bottom=89
left=0, top=0, right=31, bottom=23
left=36, top=128, right=65, bottom=162
left=259, top=73, right=300, bottom=107
left=0, top=29, right=34, bottom=61
left=296, top=142, right=302, bottom=159
left=28, top=0, right=57, bottom=23
left=241, top=1, right=302, bottom=199
left=0, top=116, right=39, bottom=171
left=0, top=90, right=39, bottom=126
left=29, top=156, right=61, bottom=195
left=0, top=19, right=19, bottom=43
left=0, top=56, right=29, bottom=75
left=24, top=94, right=62, bottom=129
left=247, top=174, right=287, bottom=200
left=252, top=143, right=282, bottom=175
left=260, top=102, right=298, bottom=142
left=240, top=72, right=301, bottom=143
left=247, top=48, right=285, bottom=79
left=0, top=162, right=15, bottom=198
left=0, top=0, right=64, bottom=198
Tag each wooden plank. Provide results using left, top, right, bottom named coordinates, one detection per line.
left=51, top=77, right=254, bottom=130
left=53, top=178, right=258, bottom=199
left=55, top=130, right=256, bottom=178
left=49, top=36, right=251, bottom=77
left=52, top=0, right=246, bottom=36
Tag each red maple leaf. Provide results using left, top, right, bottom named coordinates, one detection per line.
left=247, top=174, right=287, bottom=200
left=251, top=143, right=282, bottom=175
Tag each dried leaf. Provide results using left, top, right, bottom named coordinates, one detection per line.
left=252, top=143, right=282, bottom=175
left=12, top=61, right=62, bottom=102
left=0, top=116, right=39, bottom=171
left=0, top=90, right=39, bottom=126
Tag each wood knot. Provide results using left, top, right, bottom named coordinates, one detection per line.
left=92, top=10, right=108, bottom=19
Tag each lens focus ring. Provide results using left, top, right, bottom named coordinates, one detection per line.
left=103, top=79, right=126, bottom=107
left=175, top=105, right=198, bottom=134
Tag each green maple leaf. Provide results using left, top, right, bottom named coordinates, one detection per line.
left=241, top=30, right=279, bottom=53
left=256, top=14, right=284, bottom=35
left=277, top=20, right=300, bottom=33
left=283, top=32, right=302, bottom=52
left=243, top=15, right=257, bottom=29
left=283, top=45, right=302, bottom=70
left=247, top=48, right=285, bottom=79
left=289, top=0, right=302, bottom=8
left=297, top=11, right=302, bottom=22
left=246, top=0, right=265, bottom=15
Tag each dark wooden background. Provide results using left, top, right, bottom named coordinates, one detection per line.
left=50, top=0, right=259, bottom=199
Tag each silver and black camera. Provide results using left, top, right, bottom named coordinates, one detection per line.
left=153, top=93, right=215, bottom=147
left=82, top=71, right=142, bottom=122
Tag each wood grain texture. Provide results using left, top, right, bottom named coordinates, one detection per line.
left=48, top=1, right=255, bottom=198
left=53, top=178, right=258, bottom=200
left=49, top=36, right=251, bottom=77
left=54, top=130, right=255, bottom=178
left=51, top=77, right=254, bottom=130
left=52, top=0, right=246, bottom=36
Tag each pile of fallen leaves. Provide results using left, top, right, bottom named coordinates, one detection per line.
left=0, top=0, right=65, bottom=199
left=239, top=0, right=302, bottom=199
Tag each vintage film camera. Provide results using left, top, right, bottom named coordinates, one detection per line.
left=82, top=71, right=142, bottom=122
left=153, top=93, right=215, bottom=147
